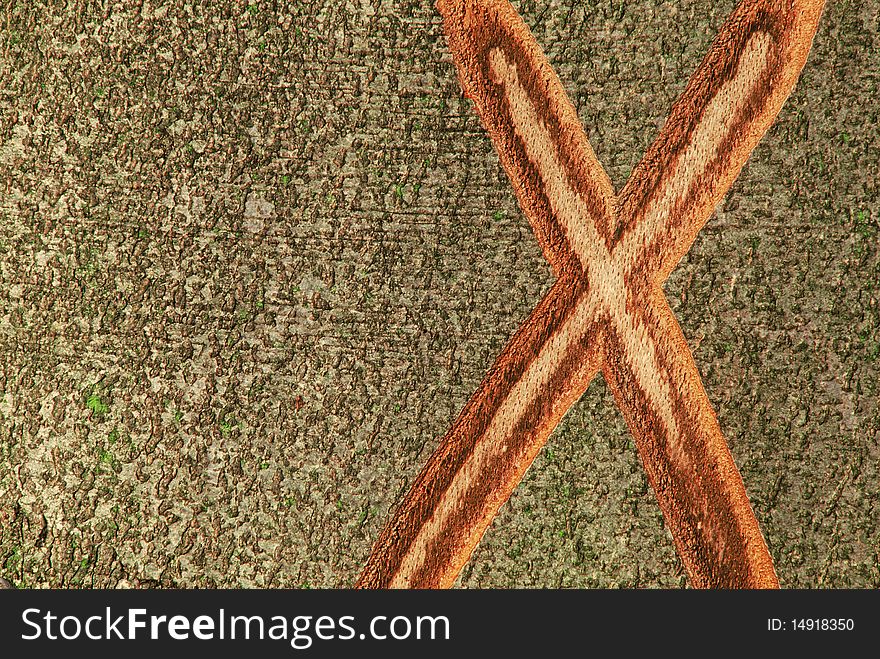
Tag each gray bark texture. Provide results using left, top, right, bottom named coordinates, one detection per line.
left=0, top=0, right=878, bottom=588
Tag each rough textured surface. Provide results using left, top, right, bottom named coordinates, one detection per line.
left=0, top=0, right=877, bottom=589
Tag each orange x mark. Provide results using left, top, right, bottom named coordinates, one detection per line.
left=358, top=0, right=825, bottom=588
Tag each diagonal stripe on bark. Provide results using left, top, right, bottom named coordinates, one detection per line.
left=357, top=0, right=826, bottom=589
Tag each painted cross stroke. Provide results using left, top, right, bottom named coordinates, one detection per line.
left=357, top=0, right=825, bottom=589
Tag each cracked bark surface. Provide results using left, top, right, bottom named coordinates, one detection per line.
left=0, top=0, right=878, bottom=588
